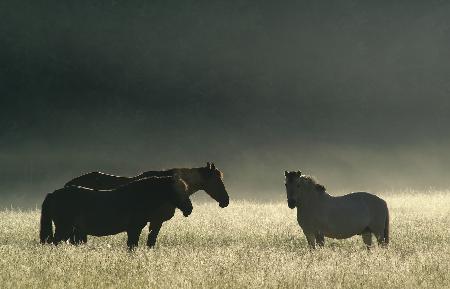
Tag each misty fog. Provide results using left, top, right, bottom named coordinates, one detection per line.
left=1, top=0, right=450, bottom=207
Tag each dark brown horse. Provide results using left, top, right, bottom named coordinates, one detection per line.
left=40, top=176, right=193, bottom=250
left=64, top=162, right=229, bottom=247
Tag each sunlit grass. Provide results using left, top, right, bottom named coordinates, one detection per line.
left=0, top=192, right=449, bottom=288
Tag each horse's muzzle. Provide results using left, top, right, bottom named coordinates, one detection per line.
left=219, top=198, right=229, bottom=208
left=287, top=199, right=296, bottom=209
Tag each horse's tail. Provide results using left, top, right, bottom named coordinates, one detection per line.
left=383, top=205, right=390, bottom=245
left=40, top=193, right=54, bottom=244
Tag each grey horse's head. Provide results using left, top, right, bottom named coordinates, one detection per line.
left=284, top=170, right=302, bottom=209
left=284, top=171, right=326, bottom=208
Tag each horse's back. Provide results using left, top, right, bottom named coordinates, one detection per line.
left=139, top=170, right=174, bottom=178
left=315, top=192, right=388, bottom=238
left=350, top=191, right=386, bottom=206
left=339, top=192, right=388, bottom=226
left=65, top=168, right=181, bottom=190
left=335, top=191, right=387, bottom=213
left=336, top=192, right=385, bottom=207
left=65, top=171, right=131, bottom=190
left=52, top=186, right=107, bottom=206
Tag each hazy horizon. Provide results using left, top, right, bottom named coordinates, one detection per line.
left=2, top=0, right=450, bottom=207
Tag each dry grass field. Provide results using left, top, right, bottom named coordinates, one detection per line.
left=0, top=192, right=449, bottom=288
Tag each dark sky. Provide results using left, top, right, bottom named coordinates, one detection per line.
left=1, top=0, right=450, bottom=206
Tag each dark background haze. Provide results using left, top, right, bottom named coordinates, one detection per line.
left=1, top=0, right=450, bottom=207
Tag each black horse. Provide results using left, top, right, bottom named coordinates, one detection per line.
left=40, top=176, right=193, bottom=250
left=65, top=162, right=229, bottom=247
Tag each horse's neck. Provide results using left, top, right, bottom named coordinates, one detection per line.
left=299, top=191, right=331, bottom=212
left=134, top=168, right=205, bottom=195
left=176, top=168, right=204, bottom=195
left=297, top=192, right=328, bottom=229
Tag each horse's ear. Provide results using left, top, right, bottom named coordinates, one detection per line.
left=211, top=163, right=216, bottom=170
left=206, top=162, right=211, bottom=169
left=284, top=171, right=289, bottom=177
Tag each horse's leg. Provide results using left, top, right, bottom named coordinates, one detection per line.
left=375, top=232, right=388, bottom=248
left=69, top=231, right=76, bottom=244
left=53, top=223, right=72, bottom=245
left=80, top=233, right=87, bottom=243
left=126, top=220, right=147, bottom=250
left=74, top=231, right=88, bottom=244
left=126, top=227, right=142, bottom=251
left=69, top=229, right=78, bottom=245
left=304, top=233, right=316, bottom=249
left=69, top=227, right=80, bottom=245
left=53, top=228, right=64, bottom=245
left=362, top=232, right=373, bottom=249
left=369, top=219, right=388, bottom=248
left=315, top=233, right=325, bottom=247
left=70, top=228, right=87, bottom=245
left=147, top=221, right=163, bottom=248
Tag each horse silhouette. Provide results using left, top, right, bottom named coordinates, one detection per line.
left=40, top=176, right=192, bottom=250
left=64, top=162, right=229, bottom=247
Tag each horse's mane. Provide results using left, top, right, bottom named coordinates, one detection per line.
left=139, top=167, right=224, bottom=179
left=177, top=167, right=224, bottom=179
left=301, top=175, right=326, bottom=193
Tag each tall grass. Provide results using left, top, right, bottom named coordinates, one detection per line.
left=0, top=193, right=449, bottom=288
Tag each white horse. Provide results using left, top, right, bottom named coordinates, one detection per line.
left=284, top=171, right=389, bottom=249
